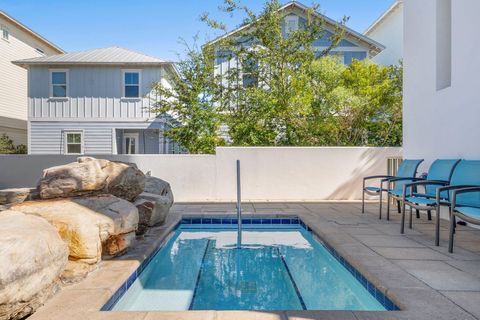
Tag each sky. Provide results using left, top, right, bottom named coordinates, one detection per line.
left=0, top=0, right=395, bottom=61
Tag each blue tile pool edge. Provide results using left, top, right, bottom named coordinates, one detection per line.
left=101, top=216, right=400, bottom=312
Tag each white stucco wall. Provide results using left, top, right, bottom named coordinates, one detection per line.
left=366, top=2, right=403, bottom=66
left=0, top=147, right=401, bottom=202
left=403, top=0, right=480, bottom=172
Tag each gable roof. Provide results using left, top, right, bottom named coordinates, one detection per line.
left=0, top=10, right=64, bottom=54
left=12, top=47, right=172, bottom=67
left=364, top=0, right=403, bottom=36
left=205, top=1, right=385, bottom=56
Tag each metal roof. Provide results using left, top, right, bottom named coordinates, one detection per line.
left=0, top=10, right=64, bottom=53
left=13, top=47, right=171, bottom=67
left=205, top=1, right=385, bottom=55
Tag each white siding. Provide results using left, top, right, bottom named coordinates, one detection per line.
left=0, top=14, right=61, bottom=144
left=28, top=66, right=168, bottom=121
left=29, top=121, right=166, bottom=155
left=366, top=3, right=404, bottom=66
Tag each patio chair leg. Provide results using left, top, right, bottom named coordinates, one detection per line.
left=435, top=207, right=440, bottom=246
left=387, top=194, right=391, bottom=221
left=362, top=189, right=365, bottom=214
left=416, top=209, right=420, bottom=219
left=409, top=206, right=413, bottom=229
left=401, top=202, right=406, bottom=234
left=427, top=210, right=432, bottom=221
left=448, top=213, right=456, bottom=253
left=379, top=191, right=383, bottom=220
left=397, top=200, right=401, bottom=213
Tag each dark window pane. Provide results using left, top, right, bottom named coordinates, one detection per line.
left=124, top=72, right=139, bottom=85
left=67, top=144, right=81, bottom=154
left=53, top=85, right=67, bottom=97
left=52, top=72, right=66, bottom=85
left=125, top=85, right=139, bottom=97
left=67, top=133, right=81, bottom=143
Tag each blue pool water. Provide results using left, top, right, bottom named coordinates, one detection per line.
left=111, top=224, right=391, bottom=311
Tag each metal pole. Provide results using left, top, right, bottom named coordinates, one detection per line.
left=236, top=160, right=242, bottom=249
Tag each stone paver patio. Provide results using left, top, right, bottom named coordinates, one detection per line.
left=29, top=202, right=480, bottom=320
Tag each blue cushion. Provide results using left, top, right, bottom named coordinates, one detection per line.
left=405, top=196, right=437, bottom=206
left=449, top=161, right=480, bottom=207
left=424, top=159, right=460, bottom=198
left=389, top=189, right=403, bottom=197
left=455, top=206, right=480, bottom=220
left=365, top=187, right=384, bottom=193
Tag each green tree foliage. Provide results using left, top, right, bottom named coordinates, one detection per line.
left=153, top=0, right=403, bottom=153
left=151, top=41, right=224, bottom=154
left=0, top=134, right=27, bottom=154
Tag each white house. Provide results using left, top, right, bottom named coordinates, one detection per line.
left=207, top=1, right=385, bottom=84
left=364, top=1, right=403, bottom=66
left=403, top=0, right=480, bottom=166
left=0, top=11, right=64, bottom=147
left=13, top=47, right=180, bottom=155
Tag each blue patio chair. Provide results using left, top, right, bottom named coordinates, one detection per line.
left=400, top=159, right=461, bottom=246
left=362, top=159, right=423, bottom=220
left=448, top=161, right=480, bottom=252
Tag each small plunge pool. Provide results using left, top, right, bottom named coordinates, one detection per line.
left=104, top=218, right=398, bottom=311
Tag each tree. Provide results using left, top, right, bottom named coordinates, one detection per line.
left=151, top=41, right=224, bottom=154
left=203, top=0, right=347, bottom=146
left=0, top=134, right=27, bottom=154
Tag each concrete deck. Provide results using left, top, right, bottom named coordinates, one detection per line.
left=30, top=202, right=480, bottom=320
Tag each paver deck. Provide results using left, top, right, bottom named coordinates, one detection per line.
left=29, top=202, right=480, bottom=320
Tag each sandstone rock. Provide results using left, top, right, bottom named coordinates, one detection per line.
left=11, top=195, right=139, bottom=266
left=78, top=157, right=146, bottom=201
left=60, top=261, right=98, bottom=285
left=134, top=192, right=172, bottom=235
left=144, top=176, right=174, bottom=204
left=0, top=187, right=37, bottom=205
left=0, top=211, right=68, bottom=320
left=38, top=160, right=108, bottom=199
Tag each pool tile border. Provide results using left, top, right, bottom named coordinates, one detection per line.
left=101, top=216, right=399, bottom=312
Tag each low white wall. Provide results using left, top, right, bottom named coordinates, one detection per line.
left=0, top=147, right=402, bottom=202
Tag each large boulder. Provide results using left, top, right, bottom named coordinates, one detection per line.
left=0, top=188, right=38, bottom=205
left=10, top=195, right=139, bottom=266
left=79, top=157, right=146, bottom=201
left=144, top=176, right=174, bottom=204
left=0, top=211, right=68, bottom=320
left=134, top=195, right=170, bottom=235
left=38, top=157, right=146, bottom=201
left=38, top=160, right=108, bottom=199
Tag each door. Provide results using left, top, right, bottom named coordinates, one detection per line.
left=123, top=133, right=139, bottom=154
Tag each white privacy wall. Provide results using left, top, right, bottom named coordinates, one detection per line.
left=403, top=0, right=480, bottom=172
left=0, top=147, right=401, bottom=202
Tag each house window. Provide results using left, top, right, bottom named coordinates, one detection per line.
left=123, top=70, right=141, bottom=98
left=50, top=70, right=68, bottom=98
left=1, top=26, right=9, bottom=41
left=123, top=133, right=139, bottom=154
left=285, top=15, right=299, bottom=35
left=64, top=131, right=83, bottom=154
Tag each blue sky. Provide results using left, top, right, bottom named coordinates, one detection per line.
left=1, top=0, right=394, bottom=61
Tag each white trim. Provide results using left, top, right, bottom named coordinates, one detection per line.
left=63, top=130, right=84, bottom=155
left=364, top=1, right=403, bottom=36
left=111, top=128, right=117, bottom=155
left=122, top=69, right=142, bottom=99
left=123, top=132, right=139, bottom=154
left=49, top=69, right=69, bottom=99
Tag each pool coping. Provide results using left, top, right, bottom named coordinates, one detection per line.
left=28, top=205, right=479, bottom=320
left=101, top=216, right=400, bottom=312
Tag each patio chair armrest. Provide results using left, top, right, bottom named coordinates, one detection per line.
left=436, top=185, right=477, bottom=205
left=363, top=175, right=393, bottom=182
left=388, top=177, right=424, bottom=183
left=405, top=180, right=449, bottom=188
left=451, top=187, right=480, bottom=210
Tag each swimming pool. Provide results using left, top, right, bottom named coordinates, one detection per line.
left=104, top=218, right=398, bottom=311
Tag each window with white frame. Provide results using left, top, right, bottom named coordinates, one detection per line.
left=64, top=131, right=83, bottom=154
left=285, top=15, right=299, bottom=35
left=123, top=133, right=139, bottom=154
left=123, top=70, right=141, bottom=98
left=50, top=70, right=68, bottom=98
left=1, top=26, right=9, bottom=41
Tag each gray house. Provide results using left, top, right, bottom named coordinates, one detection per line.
left=208, top=1, right=385, bottom=82
left=13, top=47, right=180, bottom=155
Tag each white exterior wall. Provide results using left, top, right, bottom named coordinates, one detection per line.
left=403, top=0, right=480, bottom=171
left=366, top=3, right=403, bottom=66
left=0, top=147, right=401, bottom=202
left=0, top=14, right=61, bottom=145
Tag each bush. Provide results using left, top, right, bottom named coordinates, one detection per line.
left=0, top=134, right=27, bottom=154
